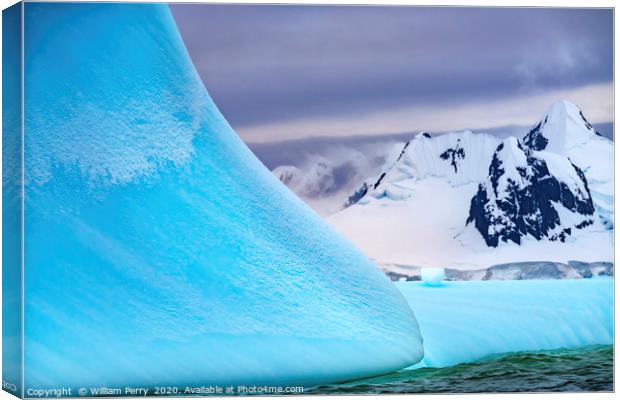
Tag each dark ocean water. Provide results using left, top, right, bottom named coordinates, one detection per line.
left=309, top=345, right=613, bottom=394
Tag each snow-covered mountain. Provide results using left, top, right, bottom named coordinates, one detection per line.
left=329, top=100, right=613, bottom=270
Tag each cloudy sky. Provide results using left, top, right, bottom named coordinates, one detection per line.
left=171, top=5, right=613, bottom=145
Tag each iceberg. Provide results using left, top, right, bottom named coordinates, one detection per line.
left=20, top=3, right=423, bottom=389
left=397, top=279, right=613, bottom=368
left=420, top=268, right=446, bottom=286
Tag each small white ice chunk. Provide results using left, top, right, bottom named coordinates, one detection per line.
left=420, top=268, right=446, bottom=286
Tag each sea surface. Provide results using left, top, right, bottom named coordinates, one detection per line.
left=309, top=345, right=613, bottom=394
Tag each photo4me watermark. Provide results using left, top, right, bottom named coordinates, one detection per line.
left=23, top=385, right=305, bottom=397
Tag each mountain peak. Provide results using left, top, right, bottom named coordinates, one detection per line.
left=523, top=100, right=601, bottom=153
left=546, top=99, right=582, bottom=118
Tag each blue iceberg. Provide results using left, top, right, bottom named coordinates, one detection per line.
left=397, top=279, right=613, bottom=369
left=21, top=3, right=423, bottom=389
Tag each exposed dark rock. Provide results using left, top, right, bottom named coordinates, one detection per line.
left=396, top=141, right=411, bottom=162
left=523, top=121, right=548, bottom=151
left=373, top=172, right=387, bottom=190
left=467, top=140, right=595, bottom=247
left=579, top=110, right=602, bottom=136
left=344, top=182, right=369, bottom=207
left=439, top=139, right=466, bottom=173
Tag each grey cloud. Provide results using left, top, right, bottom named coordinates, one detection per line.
left=171, top=4, right=612, bottom=143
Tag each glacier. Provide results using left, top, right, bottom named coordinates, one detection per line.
left=398, top=278, right=613, bottom=369
left=21, top=3, right=423, bottom=389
